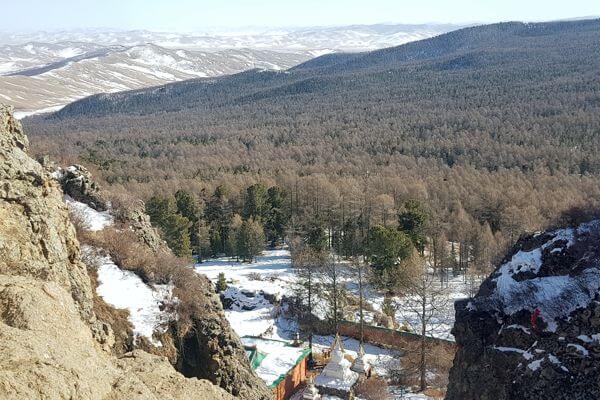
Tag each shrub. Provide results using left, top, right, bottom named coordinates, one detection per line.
left=247, top=272, right=262, bottom=281
left=354, top=377, right=390, bottom=400
left=81, top=225, right=183, bottom=284
left=216, top=272, right=227, bottom=292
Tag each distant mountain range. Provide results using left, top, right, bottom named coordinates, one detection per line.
left=0, top=24, right=462, bottom=117
left=0, top=24, right=462, bottom=50
left=48, top=19, right=600, bottom=119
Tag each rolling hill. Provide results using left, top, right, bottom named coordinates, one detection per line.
left=1, top=24, right=460, bottom=117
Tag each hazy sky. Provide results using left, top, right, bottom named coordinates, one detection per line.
left=4, top=0, right=600, bottom=32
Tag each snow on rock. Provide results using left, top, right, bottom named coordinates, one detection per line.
left=489, top=221, right=600, bottom=332
left=65, top=195, right=113, bottom=231
left=567, top=343, right=589, bottom=356
left=527, top=359, right=543, bottom=371
left=196, top=249, right=294, bottom=297
left=492, top=346, right=534, bottom=360
left=88, top=246, right=173, bottom=345
left=447, top=220, right=600, bottom=400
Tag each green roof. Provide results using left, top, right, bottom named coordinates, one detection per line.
left=242, top=336, right=312, bottom=388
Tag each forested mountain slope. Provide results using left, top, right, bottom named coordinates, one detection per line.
left=25, top=19, right=600, bottom=252
left=30, top=19, right=600, bottom=173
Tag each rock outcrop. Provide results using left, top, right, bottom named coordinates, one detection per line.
left=116, top=199, right=170, bottom=252
left=446, top=220, right=600, bottom=400
left=58, top=164, right=109, bottom=211
left=0, top=105, right=233, bottom=400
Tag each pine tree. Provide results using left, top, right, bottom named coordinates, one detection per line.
left=146, top=195, right=193, bottom=257
left=146, top=195, right=177, bottom=227
left=209, top=229, right=222, bottom=256
left=366, top=226, right=412, bottom=270
left=162, top=213, right=192, bottom=258
left=175, top=190, right=200, bottom=224
left=236, top=219, right=265, bottom=262
left=175, top=189, right=202, bottom=250
left=305, top=219, right=328, bottom=252
left=195, top=219, right=212, bottom=262
left=216, top=272, right=227, bottom=292
left=265, top=186, right=289, bottom=245
left=398, top=199, right=428, bottom=254
left=205, top=185, right=233, bottom=253
left=243, top=183, right=269, bottom=221
left=340, top=216, right=365, bottom=258
left=226, top=214, right=243, bottom=258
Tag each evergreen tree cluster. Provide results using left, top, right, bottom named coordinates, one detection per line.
left=146, top=184, right=288, bottom=261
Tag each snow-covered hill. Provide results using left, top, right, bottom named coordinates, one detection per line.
left=0, top=24, right=461, bottom=117
left=1, top=44, right=313, bottom=117
left=0, top=25, right=461, bottom=51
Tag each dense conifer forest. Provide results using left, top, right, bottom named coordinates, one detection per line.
left=25, top=19, right=600, bottom=268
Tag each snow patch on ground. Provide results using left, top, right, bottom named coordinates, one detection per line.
left=196, top=249, right=297, bottom=340
left=197, top=250, right=402, bottom=388
left=196, top=249, right=294, bottom=298
left=89, top=246, right=173, bottom=346
left=222, top=286, right=279, bottom=337
left=65, top=195, right=113, bottom=231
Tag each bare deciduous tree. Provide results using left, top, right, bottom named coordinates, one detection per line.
left=398, top=252, right=452, bottom=392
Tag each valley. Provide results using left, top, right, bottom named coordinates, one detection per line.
left=0, top=5, right=599, bottom=400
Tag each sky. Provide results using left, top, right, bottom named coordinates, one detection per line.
left=3, top=0, right=600, bottom=32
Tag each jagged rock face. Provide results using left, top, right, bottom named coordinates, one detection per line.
left=28, top=106, right=270, bottom=399
left=59, top=164, right=108, bottom=211
left=446, top=220, right=600, bottom=400
left=0, top=105, right=232, bottom=400
left=175, top=279, right=273, bottom=400
left=117, top=200, right=169, bottom=252
left=0, top=105, right=94, bottom=321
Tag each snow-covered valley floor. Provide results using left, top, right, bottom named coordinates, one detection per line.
left=196, top=249, right=468, bottom=398
left=197, top=249, right=470, bottom=342
left=196, top=249, right=297, bottom=340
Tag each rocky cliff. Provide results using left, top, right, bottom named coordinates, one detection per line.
left=48, top=160, right=271, bottom=399
left=446, top=220, right=600, bottom=400
left=0, top=104, right=233, bottom=399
